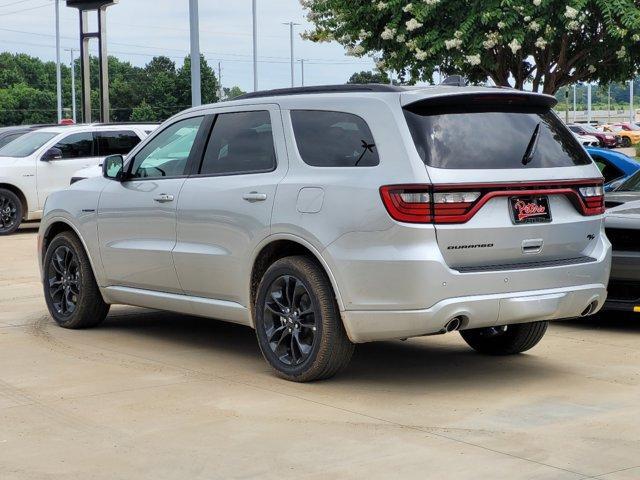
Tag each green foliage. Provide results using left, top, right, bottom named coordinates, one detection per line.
left=223, top=86, right=246, bottom=100
left=0, top=52, right=242, bottom=126
left=302, top=0, right=640, bottom=94
left=347, top=70, right=391, bottom=84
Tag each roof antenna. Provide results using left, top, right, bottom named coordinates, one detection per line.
left=441, top=75, right=468, bottom=87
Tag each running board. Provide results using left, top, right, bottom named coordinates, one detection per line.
left=102, top=286, right=252, bottom=327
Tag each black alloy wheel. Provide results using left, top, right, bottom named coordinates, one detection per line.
left=263, top=274, right=317, bottom=366
left=0, top=190, right=21, bottom=235
left=47, top=245, right=81, bottom=318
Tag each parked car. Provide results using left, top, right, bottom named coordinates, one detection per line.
left=605, top=169, right=640, bottom=207
left=0, top=123, right=155, bottom=234
left=585, top=147, right=640, bottom=191
left=572, top=132, right=600, bottom=147
left=0, top=124, right=60, bottom=149
left=70, top=124, right=160, bottom=184
left=603, top=196, right=640, bottom=313
left=38, top=85, right=610, bottom=381
left=567, top=124, right=618, bottom=148
left=602, top=124, right=640, bottom=147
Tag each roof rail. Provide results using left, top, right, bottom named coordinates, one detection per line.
left=235, top=83, right=405, bottom=100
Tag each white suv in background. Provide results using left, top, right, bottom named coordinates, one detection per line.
left=38, top=85, right=611, bottom=381
left=0, top=123, right=156, bottom=234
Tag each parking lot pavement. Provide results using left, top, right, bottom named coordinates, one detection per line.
left=1, top=228, right=639, bottom=480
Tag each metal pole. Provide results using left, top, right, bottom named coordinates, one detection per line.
left=587, top=83, right=592, bottom=125
left=97, top=7, right=110, bottom=123
left=608, top=84, right=611, bottom=124
left=565, top=88, right=569, bottom=123
left=218, top=61, right=223, bottom=100
left=79, top=10, right=91, bottom=123
left=252, top=0, right=257, bottom=92
left=70, top=49, right=76, bottom=123
left=572, top=84, right=576, bottom=122
left=300, top=59, right=304, bottom=86
left=55, top=0, right=62, bottom=123
left=189, top=0, right=201, bottom=107
left=630, top=79, right=635, bottom=124
left=289, top=22, right=294, bottom=87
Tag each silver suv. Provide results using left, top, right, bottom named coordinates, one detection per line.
left=38, top=85, right=611, bottom=381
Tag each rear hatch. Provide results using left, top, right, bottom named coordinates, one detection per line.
left=401, top=91, right=604, bottom=271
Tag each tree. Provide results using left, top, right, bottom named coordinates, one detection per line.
left=130, top=100, right=157, bottom=122
left=223, top=86, right=246, bottom=99
left=176, top=54, right=220, bottom=106
left=347, top=70, right=390, bottom=84
left=302, top=0, right=640, bottom=94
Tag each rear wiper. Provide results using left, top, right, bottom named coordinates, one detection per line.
left=521, top=123, right=541, bottom=166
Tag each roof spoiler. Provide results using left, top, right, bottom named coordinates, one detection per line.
left=403, top=90, right=558, bottom=109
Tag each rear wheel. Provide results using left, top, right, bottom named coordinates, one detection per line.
left=621, top=137, right=632, bottom=147
left=460, top=321, right=548, bottom=355
left=43, top=231, right=109, bottom=329
left=254, top=256, right=354, bottom=382
left=0, top=188, right=22, bottom=235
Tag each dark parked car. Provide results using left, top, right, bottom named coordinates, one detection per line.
left=0, top=124, right=59, bottom=149
left=604, top=174, right=640, bottom=313
left=568, top=124, right=618, bottom=148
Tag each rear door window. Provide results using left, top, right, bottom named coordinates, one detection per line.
left=290, top=110, right=379, bottom=167
left=403, top=103, right=591, bottom=169
left=95, top=130, right=141, bottom=156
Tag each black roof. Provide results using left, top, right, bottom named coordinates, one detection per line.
left=235, top=84, right=405, bottom=100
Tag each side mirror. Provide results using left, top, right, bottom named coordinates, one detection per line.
left=103, top=154, right=125, bottom=181
left=41, top=147, right=63, bottom=161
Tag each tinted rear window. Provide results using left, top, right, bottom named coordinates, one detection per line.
left=291, top=110, right=379, bottom=167
left=96, top=130, right=141, bottom=156
left=403, top=104, right=591, bottom=169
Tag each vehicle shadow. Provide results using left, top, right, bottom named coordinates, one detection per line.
left=553, top=311, right=640, bottom=334
left=99, top=307, right=563, bottom=390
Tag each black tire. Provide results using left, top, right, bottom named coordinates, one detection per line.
left=0, top=188, right=23, bottom=235
left=254, top=256, right=354, bottom=382
left=621, top=137, right=632, bottom=148
left=43, top=231, right=109, bottom=329
left=460, top=321, right=548, bottom=355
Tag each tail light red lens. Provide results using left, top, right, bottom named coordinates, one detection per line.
left=380, top=180, right=605, bottom=224
left=380, top=185, right=432, bottom=223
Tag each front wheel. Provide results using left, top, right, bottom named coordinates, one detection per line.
left=43, top=231, right=109, bottom=329
left=460, top=321, right=548, bottom=355
left=0, top=188, right=22, bottom=235
left=254, top=256, right=354, bottom=382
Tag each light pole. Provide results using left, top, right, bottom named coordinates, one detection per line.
left=66, top=48, right=77, bottom=123
left=300, top=59, right=304, bottom=86
left=630, top=79, right=635, bottom=124
left=572, top=84, right=577, bottom=122
left=587, top=83, right=592, bottom=125
left=55, top=0, right=62, bottom=123
left=608, top=84, right=611, bottom=124
left=252, top=0, right=258, bottom=91
left=189, top=0, right=201, bottom=107
left=283, top=22, right=299, bottom=87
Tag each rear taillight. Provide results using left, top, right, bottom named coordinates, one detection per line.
left=578, top=184, right=605, bottom=215
left=380, top=185, right=432, bottom=223
left=380, top=180, right=605, bottom=224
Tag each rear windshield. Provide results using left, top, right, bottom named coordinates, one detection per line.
left=403, top=103, right=591, bottom=169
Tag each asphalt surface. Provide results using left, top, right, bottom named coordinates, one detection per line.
left=1, top=225, right=639, bottom=479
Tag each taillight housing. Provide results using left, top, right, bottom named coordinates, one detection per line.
left=380, top=185, right=432, bottom=223
left=380, top=180, right=605, bottom=224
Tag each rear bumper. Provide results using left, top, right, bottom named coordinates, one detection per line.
left=342, top=284, right=607, bottom=343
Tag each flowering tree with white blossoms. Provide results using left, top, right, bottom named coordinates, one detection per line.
left=301, top=0, right=640, bottom=94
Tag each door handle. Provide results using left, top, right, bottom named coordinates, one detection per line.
left=153, top=194, right=174, bottom=203
left=242, top=192, right=267, bottom=202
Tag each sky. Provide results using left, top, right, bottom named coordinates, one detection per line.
left=0, top=0, right=377, bottom=92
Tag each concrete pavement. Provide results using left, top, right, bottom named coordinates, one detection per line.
left=1, top=226, right=639, bottom=479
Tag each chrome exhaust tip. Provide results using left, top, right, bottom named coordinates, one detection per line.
left=444, top=317, right=462, bottom=332
left=580, top=301, right=598, bottom=317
